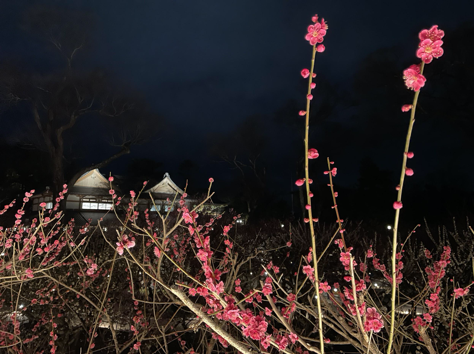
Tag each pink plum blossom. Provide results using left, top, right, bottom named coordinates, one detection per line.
left=403, top=64, right=426, bottom=91
left=417, top=39, right=443, bottom=64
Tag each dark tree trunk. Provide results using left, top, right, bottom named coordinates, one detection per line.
left=51, top=151, right=65, bottom=195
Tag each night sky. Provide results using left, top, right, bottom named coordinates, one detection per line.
left=1, top=0, right=474, bottom=213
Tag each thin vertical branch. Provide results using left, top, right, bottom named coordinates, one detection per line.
left=387, top=62, right=425, bottom=354
left=305, top=44, right=325, bottom=354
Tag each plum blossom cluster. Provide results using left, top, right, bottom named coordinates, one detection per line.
left=116, top=235, right=136, bottom=255
left=417, top=25, right=444, bottom=64
left=304, top=14, right=327, bottom=51
left=364, top=307, right=384, bottom=333
left=402, top=25, right=444, bottom=92
left=424, top=247, right=451, bottom=313
left=453, top=286, right=470, bottom=299
left=412, top=313, right=433, bottom=333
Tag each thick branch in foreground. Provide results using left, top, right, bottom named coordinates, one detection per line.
left=169, top=286, right=252, bottom=354
left=67, top=143, right=131, bottom=188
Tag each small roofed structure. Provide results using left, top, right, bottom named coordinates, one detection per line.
left=144, top=172, right=184, bottom=197
left=140, top=173, right=192, bottom=212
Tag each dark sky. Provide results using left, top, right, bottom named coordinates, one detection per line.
left=1, top=0, right=474, bottom=197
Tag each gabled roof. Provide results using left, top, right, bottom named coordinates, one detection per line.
left=74, top=169, right=109, bottom=189
left=144, top=173, right=184, bottom=196
left=68, top=169, right=111, bottom=195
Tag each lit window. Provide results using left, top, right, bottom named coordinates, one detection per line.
left=81, top=199, right=112, bottom=210
left=46, top=202, right=53, bottom=209
left=82, top=202, right=98, bottom=209
left=151, top=204, right=161, bottom=212
left=98, top=203, right=112, bottom=210
left=164, top=205, right=174, bottom=212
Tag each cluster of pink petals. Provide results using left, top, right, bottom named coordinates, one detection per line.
left=25, top=268, right=34, bottom=279
left=417, top=38, right=443, bottom=64
left=364, top=307, right=384, bottom=333
left=261, top=277, right=273, bottom=296
left=154, top=246, right=161, bottom=258
left=116, top=236, right=136, bottom=255
left=275, top=335, right=289, bottom=350
left=305, top=15, right=328, bottom=46
left=401, top=26, right=444, bottom=92
left=425, top=291, right=440, bottom=313
left=425, top=246, right=451, bottom=289
left=86, top=263, right=98, bottom=276
left=302, top=265, right=315, bottom=282
left=419, top=25, right=444, bottom=42
left=241, top=315, right=268, bottom=341
left=339, top=251, right=355, bottom=271
left=319, top=281, right=331, bottom=293
left=412, top=313, right=432, bottom=333
left=403, top=64, right=426, bottom=91
left=289, top=333, right=298, bottom=344
left=182, top=207, right=198, bottom=224
left=454, top=287, right=469, bottom=299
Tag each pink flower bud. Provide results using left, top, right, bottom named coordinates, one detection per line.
left=401, top=104, right=412, bottom=112
left=309, top=192, right=314, bottom=197
left=295, top=179, right=305, bottom=187
left=316, top=44, right=325, bottom=52
left=299, top=110, right=306, bottom=116
left=209, top=178, right=214, bottom=183
left=108, top=176, right=114, bottom=182
left=312, top=73, right=316, bottom=78
left=311, top=83, right=316, bottom=89
left=393, top=201, right=403, bottom=210
left=307, top=94, right=313, bottom=100
left=308, top=148, right=319, bottom=159
left=406, top=152, right=414, bottom=158
left=304, top=218, right=309, bottom=223
left=396, top=185, right=401, bottom=190
left=313, top=218, right=319, bottom=222
left=301, top=69, right=310, bottom=78
left=305, top=204, right=311, bottom=210
left=405, top=168, right=414, bottom=176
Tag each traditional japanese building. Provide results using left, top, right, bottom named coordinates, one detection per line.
left=65, top=169, right=113, bottom=211
left=31, top=170, right=226, bottom=222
